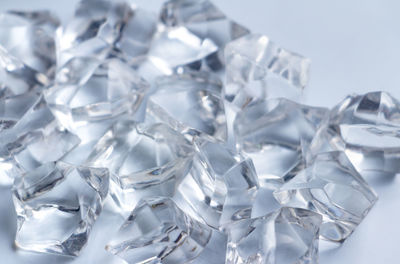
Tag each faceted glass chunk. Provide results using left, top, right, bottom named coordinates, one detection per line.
left=226, top=207, right=322, bottom=264
left=177, top=139, right=259, bottom=229
left=0, top=10, right=59, bottom=97
left=309, top=91, right=400, bottom=176
left=224, top=34, right=310, bottom=109
left=234, top=98, right=328, bottom=188
left=147, top=71, right=227, bottom=142
left=13, top=161, right=109, bottom=256
left=274, top=151, right=378, bottom=242
left=106, top=196, right=212, bottom=264
left=86, top=120, right=193, bottom=212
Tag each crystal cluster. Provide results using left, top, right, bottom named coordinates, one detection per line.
left=0, top=0, right=396, bottom=263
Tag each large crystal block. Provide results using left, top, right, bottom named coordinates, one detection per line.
left=226, top=207, right=322, bottom=264
left=147, top=71, right=227, bottom=142
left=234, top=98, right=328, bottom=188
left=177, top=139, right=259, bottom=229
left=13, top=161, right=109, bottom=256
left=225, top=34, right=310, bottom=109
left=0, top=11, right=59, bottom=97
left=86, top=120, right=193, bottom=212
left=309, top=91, right=400, bottom=176
left=274, top=151, right=378, bottom=242
left=0, top=95, right=80, bottom=185
left=106, top=196, right=212, bottom=264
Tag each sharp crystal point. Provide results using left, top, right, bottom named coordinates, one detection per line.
left=224, top=33, right=311, bottom=109
left=226, top=207, right=322, bottom=264
left=274, top=151, right=378, bottom=242
left=106, top=196, right=212, bottom=264
left=234, top=98, right=328, bottom=188
left=12, top=161, right=109, bottom=256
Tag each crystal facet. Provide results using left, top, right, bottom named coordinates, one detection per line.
left=86, top=120, right=193, bottom=212
left=226, top=207, right=322, bottom=264
left=309, top=91, right=400, bottom=176
left=274, top=151, right=378, bottom=242
left=177, top=140, right=259, bottom=229
left=106, top=196, right=212, bottom=264
left=234, top=98, right=328, bottom=188
left=147, top=71, right=227, bottom=142
left=225, top=34, right=310, bottom=109
left=13, top=161, right=109, bottom=256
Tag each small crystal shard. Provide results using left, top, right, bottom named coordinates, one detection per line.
left=106, top=196, right=212, bottom=264
left=177, top=139, right=259, bottom=229
left=274, top=151, right=378, bottom=242
left=309, top=91, right=400, bottom=176
left=226, top=207, right=322, bottom=264
left=225, top=33, right=310, bottom=109
left=147, top=71, right=227, bottom=142
left=13, top=161, right=109, bottom=256
left=234, top=98, right=328, bottom=188
left=86, top=120, right=193, bottom=212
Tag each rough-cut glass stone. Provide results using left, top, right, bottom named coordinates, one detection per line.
left=234, top=98, right=328, bottom=188
left=45, top=58, right=148, bottom=139
left=147, top=71, right=227, bottom=142
left=13, top=161, right=109, bottom=256
left=106, top=196, right=212, bottom=264
left=309, top=91, right=400, bottom=176
left=0, top=95, right=80, bottom=185
left=274, top=151, right=378, bottom=242
left=177, top=139, right=259, bottom=229
left=225, top=34, right=310, bottom=109
left=0, top=11, right=59, bottom=97
left=86, top=120, right=193, bottom=212
left=226, top=207, right=322, bottom=264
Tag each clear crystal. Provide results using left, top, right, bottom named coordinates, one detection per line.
left=226, top=207, right=322, bottom=264
left=147, top=71, right=227, bottom=142
left=106, top=196, right=212, bottom=264
left=86, top=120, right=193, bottom=212
left=177, top=139, right=259, bottom=229
left=309, top=91, right=400, bottom=176
left=234, top=98, right=328, bottom=188
left=225, top=33, right=310, bottom=109
left=0, top=10, right=59, bottom=97
left=13, top=161, right=109, bottom=256
left=274, top=151, right=378, bottom=242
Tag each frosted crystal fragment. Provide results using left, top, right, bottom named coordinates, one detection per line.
left=177, top=140, right=259, bottom=229
left=234, top=98, right=328, bottom=188
left=86, top=120, right=193, bottom=212
left=226, top=207, right=322, bottom=264
left=13, top=161, right=109, bottom=256
left=225, top=34, right=310, bottom=109
left=106, top=196, right=212, bottom=264
left=147, top=71, right=227, bottom=142
left=309, top=91, right=400, bottom=176
left=274, top=151, right=378, bottom=242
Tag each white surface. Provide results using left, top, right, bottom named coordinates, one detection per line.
left=1, top=0, right=400, bottom=263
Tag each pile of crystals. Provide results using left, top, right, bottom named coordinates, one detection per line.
left=1, top=0, right=399, bottom=263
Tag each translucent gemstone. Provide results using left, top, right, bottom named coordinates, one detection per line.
left=274, top=151, right=378, bottom=242
left=0, top=10, right=59, bottom=97
left=13, top=161, right=109, bottom=256
left=105, top=196, right=212, bottom=264
left=226, top=207, right=322, bottom=264
left=147, top=71, right=227, bottom=142
left=85, top=120, right=193, bottom=212
left=0, top=95, right=80, bottom=185
left=234, top=98, right=328, bottom=188
left=45, top=58, right=148, bottom=140
left=309, top=91, right=400, bottom=176
left=224, top=33, right=311, bottom=109
left=177, top=139, right=259, bottom=229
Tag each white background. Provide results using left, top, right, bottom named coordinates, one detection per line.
left=1, top=0, right=400, bottom=263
